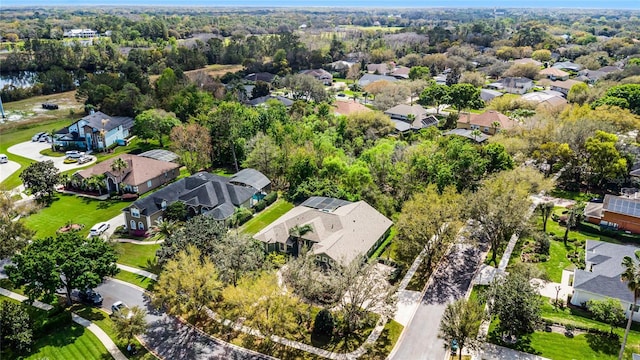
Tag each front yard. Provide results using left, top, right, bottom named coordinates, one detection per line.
left=113, top=242, right=161, bottom=274
left=24, top=193, right=129, bottom=238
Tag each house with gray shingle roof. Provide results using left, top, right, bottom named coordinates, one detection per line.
left=570, top=240, right=640, bottom=321
left=384, top=104, right=438, bottom=132
left=254, top=196, right=392, bottom=267
left=123, top=169, right=270, bottom=236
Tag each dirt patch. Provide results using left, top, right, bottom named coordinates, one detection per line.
left=58, top=223, right=84, bottom=233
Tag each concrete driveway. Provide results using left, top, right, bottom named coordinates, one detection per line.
left=7, top=141, right=96, bottom=173
left=0, top=160, right=21, bottom=183
left=96, top=279, right=272, bottom=360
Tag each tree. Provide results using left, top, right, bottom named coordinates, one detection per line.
left=620, top=251, right=640, bottom=360
left=207, top=101, right=257, bottom=172
left=0, top=193, right=34, bottom=259
left=587, top=298, right=625, bottom=335
left=133, top=109, right=181, bottom=147
left=408, top=66, right=431, bottom=80
left=156, top=215, right=227, bottom=265
left=211, top=233, right=265, bottom=287
left=459, top=71, right=486, bottom=88
left=148, top=218, right=180, bottom=240
left=282, top=74, right=327, bottom=103
left=567, top=83, right=589, bottom=105
left=532, top=142, right=574, bottom=177
left=0, top=300, right=32, bottom=354
left=439, top=298, right=485, bottom=360
left=469, top=168, right=551, bottom=265
left=374, top=83, right=410, bottom=110
left=449, top=83, right=482, bottom=114
left=488, top=269, right=542, bottom=339
left=313, top=308, right=335, bottom=338
left=482, top=143, right=514, bottom=174
left=112, top=305, right=147, bottom=348
left=531, top=49, right=552, bottom=62
left=585, top=131, right=627, bottom=191
left=251, top=81, right=270, bottom=99
left=396, top=185, right=463, bottom=270
left=19, top=160, right=60, bottom=202
left=110, top=157, right=128, bottom=193
left=170, top=123, right=212, bottom=174
left=596, top=84, right=640, bottom=114
left=153, top=246, right=223, bottom=326
left=562, top=202, right=585, bottom=245
left=418, top=83, right=451, bottom=114
left=538, top=202, right=555, bottom=233
left=7, top=232, right=118, bottom=305
left=243, top=133, right=281, bottom=181
left=504, top=63, right=540, bottom=80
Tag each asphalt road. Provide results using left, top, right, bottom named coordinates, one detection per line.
left=95, top=279, right=272, bottom=360
left=389, top=237, right=488, bottom=360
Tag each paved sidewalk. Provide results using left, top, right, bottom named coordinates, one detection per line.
left=478, top=343, right=551, bottom=360
left=0, top=287, right=53, bottom=311
left=72, top=313, right=128, bottom=360
left=114, top=238, right=164, bottom=245
left=117, top=263, right=158, bottom=281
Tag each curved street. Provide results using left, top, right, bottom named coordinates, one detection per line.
left=96, top=278, right=272, bottom=360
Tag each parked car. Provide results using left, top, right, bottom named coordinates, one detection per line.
left=39, top=135, right=52, bottom=143
left=89, top=222, right=110, bottom=237
left=32, top=132, right=46, bottom=142
left=65, top=150, right=84, bottom=159
left=0, top=154, right=7, bottom=164
left=78, top=289, right=103, bottom=306
left=111, top=301, right=132, bottom=318
left=77, top=155, right=92, bottom=165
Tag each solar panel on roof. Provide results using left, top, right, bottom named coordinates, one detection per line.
left=301, top=196, right=352, bottom=211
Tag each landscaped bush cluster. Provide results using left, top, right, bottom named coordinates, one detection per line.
left=521, top=232, right=550, bottom=263
left=233, top=207, right=254, bottom=227
left=252, top=192, right=278, bottom=212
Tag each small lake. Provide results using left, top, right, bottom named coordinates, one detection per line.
left=0, top=71, right=39, bottom=89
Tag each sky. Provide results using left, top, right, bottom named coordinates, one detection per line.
left=2, top=0, right=639, bottom=9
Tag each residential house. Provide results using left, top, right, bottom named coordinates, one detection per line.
left=445, top=128, right=489, bottom=143
left=577, top=66, right=620, bottom=83
left=585, top=192, right=640, bottom=234
left=357, top=74, right=398, bottom=87
left=539, top=67, right=570, bottom=81
left=513, top=58, right=542, bottom=67
left=63, top=29, right=98, bottom=38
left=553, top=61, right=583, bottom=72
left=243, top=72, right=277, bottom=83
left=367, top=63, right=394, bottom=75
left=138, top=149, right=180, bottom=163
left=253, top=196, right=393, bottom=266
left=480, top=89, right=503, bottom=103
left=521, top=90, right=568, bottom=109
left=300, top=69, right=333, bottom=85
left=123, top=169, right=270, bottom=236
left=569, top=240, right=640, bottom=321
left=55, top=111, right=133, bottom=151
left=457, top=110, right=517, bottom=135
left=328, top=60, right=355, bottom=72
left=487, top=77, right=534, bottom=95
left=390, top=66, right=410, bottom=79
left=73, top=154, right=180, bottom=195
left=549, top=79, right=583, bottom=96
left=333, top=100, right=372, bottom=116
left=247, top=95, right=294, bottom=107
left=384, top=104, right=438, bottom=132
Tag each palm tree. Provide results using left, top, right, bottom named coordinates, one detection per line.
left=491, top=121, right=501, bottom=134
left=562, top=202, right=584, bottom=246
left=289, top=224, right=313, bottom=256
left=48, top=128, right=57, bottom=152
left=112, top=305, right=147, bottom=350
left=110, top=158, right=128, bottom=193
left=470, top=129, right=482, bottom=142
left=85, top=175, right=105, bottom=195
left=149, top=219, right=180, bottom=240
left=620, top=252, right=640, bottom=360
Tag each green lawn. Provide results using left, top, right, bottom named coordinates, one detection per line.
left=71, top=305, right=152, bottom=360
left=0, top=118, right=73, bottom=190
left=548, top=189, right=595, bottom=202
left=113, top=242, right=161, bottom=274
left=23, top=194, right=129, bottom=238
left=537, top=239, right=574, bottom=282
left=361, top=320, right=403, bottom=360
left=26, top=323, right=112, bottom=360
left=112, top=270, right=156, bottom=291
left=370, top=226, right=397, bottom=261
left=240, top=199, right=294, bottom=236
left=528, top=332, right=618, bottom=360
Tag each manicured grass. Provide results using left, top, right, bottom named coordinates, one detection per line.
left=39, top=148, right=66, bottom=157
left=26, top=323, right=111, bottom=360
left=113, top=242, right=161, bottom=274
left=240, top=199, right=294, bottom=236
left=23, top=194, right=129, bottom=238
left=71, top=305, right=153, bottom=360
left=468, top=285, right=488, bottom=305
left=528, top=332, right=618, bottom=360
left=369, top=226, right=397, bottom=261
left=549, top=188, right=594, bottom=202
left=536, top=239, right=574, bottom=282
left=0, top=118, right=73, bottom=190
left=361, top=320, right=403, bottom=360
left=112, top=270, right=156, bottom=291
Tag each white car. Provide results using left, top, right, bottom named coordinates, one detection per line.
left=89, top=222, right=110, bottom=237
left=32, top=132, right=46, bottom=142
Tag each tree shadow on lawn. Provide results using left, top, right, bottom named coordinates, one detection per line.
left=488, top=331, right=540, bottom=356
left=586, top=332, right=619, bottom=355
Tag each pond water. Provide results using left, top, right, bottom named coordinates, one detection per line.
left=0, top=71, right=39, bottom=89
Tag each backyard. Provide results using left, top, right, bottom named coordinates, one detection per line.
left=239, top=198, right=294, bottom=236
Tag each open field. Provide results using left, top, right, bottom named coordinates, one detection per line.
left=1, top=90, right=84, bottom=124
left=149, top=64, right=243, bottom=82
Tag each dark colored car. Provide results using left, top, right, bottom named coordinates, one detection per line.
left=79, top=289, right=103, bottom=306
